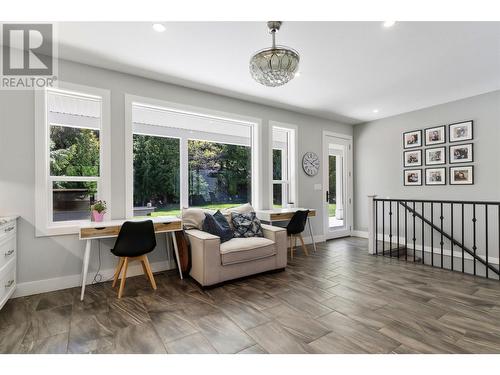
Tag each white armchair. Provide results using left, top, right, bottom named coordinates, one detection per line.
left=186, top=224, right=287, bottom=287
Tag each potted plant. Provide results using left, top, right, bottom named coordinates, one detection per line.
left=90, top=200, right=107, bottom=222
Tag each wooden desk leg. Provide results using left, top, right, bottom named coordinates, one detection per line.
left=307, top=218, right=317, bottom=252
left=80, top=239, right=92, bottom=301
left=170, top=232, right=183, bottom=280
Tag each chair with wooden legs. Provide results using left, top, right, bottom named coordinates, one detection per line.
left=111, top=220, right=157, bottom=298
left=286, top=210, right=310, bottom=260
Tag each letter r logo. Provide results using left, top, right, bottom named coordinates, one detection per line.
left=2, top=24, right=53, bottom=75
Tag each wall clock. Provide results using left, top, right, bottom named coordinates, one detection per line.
left=302, top=152, right=320, bottom=176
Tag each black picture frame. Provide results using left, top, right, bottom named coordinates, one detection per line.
left=424, top=125, right=446, bottom=146
left=449, top=120, right=473, bottom=143
left=450, top=165, right=474, bottom=185
left=449, top=143, right=474, bottom=164
left=403, top=130, right=422, bottom=149
left=403, top=169, right=422, bottom=186
left=403, top=149, right=422, bottom=167
left=425, top=146, right=446, bottom=165
left=425, top=167, right=446, bottom=185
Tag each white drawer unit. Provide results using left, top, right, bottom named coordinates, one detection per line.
left=0, top=216, right=18, bottom=310
left=0, top=235, right=16, bottom=270
left=0, top=261, right=16, bottom=308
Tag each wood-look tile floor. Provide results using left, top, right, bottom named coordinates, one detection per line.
left=2, top=237, right=500, bottom=354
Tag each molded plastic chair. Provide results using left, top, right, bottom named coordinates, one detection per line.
left=286, top=210, right=310, bottom=259
left=111, top=220, right=157, bottom=298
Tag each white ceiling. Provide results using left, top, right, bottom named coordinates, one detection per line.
left=56, top=22, right=500, bottom=125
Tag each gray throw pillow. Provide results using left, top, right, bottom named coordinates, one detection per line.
left=231, top=212, right=263, bottom=238
left=202, top=212, right=234, bottom=243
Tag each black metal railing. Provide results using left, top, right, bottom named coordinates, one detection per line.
left=372, top=198, right=500, bottom=280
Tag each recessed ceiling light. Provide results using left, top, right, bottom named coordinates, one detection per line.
left=383, top=21, right=396, bottom=28
left=152, top=23, right=166, bottom=32
left=373, top=109, right=379, bottom=113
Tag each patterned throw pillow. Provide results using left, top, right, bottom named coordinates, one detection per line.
left=231, top=212, right=264, bottom=238
left=202, top=211, right=234, bottom=243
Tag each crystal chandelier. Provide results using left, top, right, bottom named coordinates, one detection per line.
left=249, top=21, right=300, bottom=87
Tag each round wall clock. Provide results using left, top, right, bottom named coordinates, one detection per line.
left=302, top=152, right=320, bottom=176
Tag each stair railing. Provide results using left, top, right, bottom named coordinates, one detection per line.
left=367, top=195, right=500, bottom=280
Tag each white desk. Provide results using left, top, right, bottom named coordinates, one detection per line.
left=78, top=216, right=183, bottom=301
left=255, top=208, right=317, bottom=252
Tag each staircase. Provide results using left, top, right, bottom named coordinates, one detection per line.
left=368, top=196, right=500, bottom=280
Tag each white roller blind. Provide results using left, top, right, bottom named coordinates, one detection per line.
left=132, top=103, right=252, bottom=141
left=47, top=90, right=101, bottom=130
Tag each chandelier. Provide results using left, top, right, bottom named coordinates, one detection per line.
left=249, top=21, right=300, bottom=87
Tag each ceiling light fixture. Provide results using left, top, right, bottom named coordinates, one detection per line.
left=383, top=21, right=396, bottom=28
left=250, top=21, right=300, bottom=87
left=152, top=23, right=166, bottom=32
left=373, top=109, right=379, bottom=113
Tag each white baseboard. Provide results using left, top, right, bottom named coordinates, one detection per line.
left=351, top=230, right=368, bottom=238
left=14, top=260, right=176, bottom=298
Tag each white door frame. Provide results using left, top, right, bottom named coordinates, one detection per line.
left=322, top=131, right=353, bottom=239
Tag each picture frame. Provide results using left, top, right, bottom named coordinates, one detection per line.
left=449, top=120, right=473, bottom=143
left=404, top=149, right=422, bottom=167
left=403, top=130, right=422, bottom=149
left=403, top=169, right=422, bottom=186
left=425, top=146, right=446, bottom=165
left=450, top=165, right=474, bottom=185
left=424, top=125, right=446, bottom=146
left=425, top=167, right=446, bottom=185
left=449, top=143, right=473, bottom=164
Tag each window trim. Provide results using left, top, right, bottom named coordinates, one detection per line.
left=269, top=122, right=298, bottom=209
left=124, top=94, right=262, bottom=218
left=35, top=82, right=111, bottom=237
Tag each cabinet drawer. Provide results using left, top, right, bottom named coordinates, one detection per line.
left=0, top=221, right=16, bottom=242
left=0, top=260, right=16, bottom=308
left=0, top=235, right=16, bottom=271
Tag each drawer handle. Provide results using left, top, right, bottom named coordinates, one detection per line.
left=5, top=249, right=14, bottom=256
left=4, top=226, right=14, bottom=233
left=5, top=279, right=14, bottom=288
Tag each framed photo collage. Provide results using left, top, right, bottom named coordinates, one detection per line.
left=403, top=120, right=474, bottom=186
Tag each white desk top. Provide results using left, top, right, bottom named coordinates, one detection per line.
left=255, top=208, right=315, bottom=214
left=79, top=215, right=180, bottom=229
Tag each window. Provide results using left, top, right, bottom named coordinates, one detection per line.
left=126, top=98, right=258, bottom=218
left=272, top=125, right=296, bottom=208
left=35, top=83, right=111, bottom=236
left=188, top=140, right=251, bottom=209
left=133, top=134, right=180, bottom=217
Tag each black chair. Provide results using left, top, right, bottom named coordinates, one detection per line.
left=111, top=220, right=157, bottom=298
left=286, top=210, right=310, bottom=259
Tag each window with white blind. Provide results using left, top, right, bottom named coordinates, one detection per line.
left=125, top=96, right=260, bottom=218
left=35, top=83, right=111, bottom=236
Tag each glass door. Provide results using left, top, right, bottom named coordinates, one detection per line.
left=323, top=134, right=352, bottom=239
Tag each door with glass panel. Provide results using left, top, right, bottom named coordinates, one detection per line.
left=323, top=134, right=352, bottom=239
left=272, top=126, right=295, bottom=208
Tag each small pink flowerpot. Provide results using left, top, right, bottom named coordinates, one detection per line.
left=91, top=210, right=105, bottom=222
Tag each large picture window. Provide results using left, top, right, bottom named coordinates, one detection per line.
left=35, top=83, right=111, bottom=235
left=133, top=134, right=180, bottom=217
left=127, top=99, right=257, bottom=218
left=188, top=140, right=251, bottom=209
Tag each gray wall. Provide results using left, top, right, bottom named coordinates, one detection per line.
left=0, top=59, right=352, bottom=290
left=353, top=90, right=500, bottom=232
